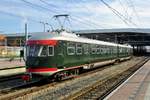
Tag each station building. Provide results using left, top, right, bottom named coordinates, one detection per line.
left=0, top=28, right=150, bottom=57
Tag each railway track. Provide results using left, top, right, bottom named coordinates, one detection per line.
left=0, top=66, right=26, bottom=93
left=0, top=57, right=146, bottom=100
left=66, top=57, right=149, bottom=100
left=0, top=77, right=41, bottom=94
left=0, top=74, right=22, bottom=83
left=0, top=67, right=40, bottom=97
left=0, top=59, right=113, bottom=100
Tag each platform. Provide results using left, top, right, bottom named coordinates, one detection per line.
left=0, top=68, right=25, bottom=77
left=0, top=59, right=25, bottom=77
left=0, top=59, right=25, bottom=69
left=105, top=60, right=150, bottom=100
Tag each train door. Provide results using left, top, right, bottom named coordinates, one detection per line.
left=56, top=41, right=65, bottom=68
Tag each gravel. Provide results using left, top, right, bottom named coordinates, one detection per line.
left=15, top=57, right=144, bottom=100
left=0, top=79, right=24, bottom=92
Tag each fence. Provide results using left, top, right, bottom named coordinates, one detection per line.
left=0, top=46, right=23, bottom=58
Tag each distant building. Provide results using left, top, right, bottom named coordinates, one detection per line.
left=0, top=32, right=33, bottom=46
left=0, top=35, right=6, bottom=46
left=0, top=28, right=150, bottom=46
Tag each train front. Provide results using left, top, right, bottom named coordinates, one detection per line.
left=22, top=33, right=58, bottom=81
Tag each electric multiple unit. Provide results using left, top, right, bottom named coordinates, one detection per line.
left=23, top=30, right=132, bottom=81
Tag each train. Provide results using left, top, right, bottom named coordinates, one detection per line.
left=22, top=30, right=133, bottom=81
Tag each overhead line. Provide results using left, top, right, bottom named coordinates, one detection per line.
left=0, top=10, right=38, bottom=23
left=39, top=0, right=59, bottom=8
left=126, top=0, right=141, bottom=25
left=22, top=0, right=97, bottom=28
left=21, top=0, right=58, bottom=14
left=68, top=0, right=105, bottom=28
left=40, top=0, right=104, bottom=28
left=99, top=0, right=130, bottom=25
left=70, top=17, right=98, bottom=29
left=0, top=10, right=53, bottom=32
left=28, top=0, right=99, bottom=29
left=71, top=0, right=104, bottom=28
left=118, top=0, right=129, bottom=20
left=99, top=0, right=138, bottom=27
left=29, top=0, right=104, bottom=28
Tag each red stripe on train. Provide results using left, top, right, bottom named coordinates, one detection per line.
left=27, top=40, right=57, bottom=46
left=27, top=67, right=58, bottom=72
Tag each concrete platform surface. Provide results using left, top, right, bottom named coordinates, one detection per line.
left=0, top=59, right=25, bottom=76
left=0, top=68, right=26, bottom=77
left=105, top=60, right=150, bottom=100
left=0, top=60, right=25, bottom=69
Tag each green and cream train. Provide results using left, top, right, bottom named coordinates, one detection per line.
left=23, top=30, right=132, bottom=81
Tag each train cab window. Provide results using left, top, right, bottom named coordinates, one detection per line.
left=76, top=44, right=82, bottom=55
left=27, top=46, right=33, bottom=57
left=48, top=46, right=54, bottom=56
left=40, top=46, right=54, bottom=57
left=40, top=46, right=48, bottom=56
left=27, top=45, right=41, bottom=57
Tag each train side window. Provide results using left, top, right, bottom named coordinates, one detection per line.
left=108, top=47, right=110, bottom=54
left=105, top=47, right=108, bottom=54
left=127, top=49, right=129, bottom=54
left=91, top=45, right=96, bottom=54
left=97, top=45, right=100, bottom=54
left=109, top=47, right=112, bottom=54
left=103, top=47, right=107, bottom=54
left=99, top=46, right=103, bottom=54
left=67, top=47, right=75, bottom=55
left=114, top=47, right=117, bottom=54
left=48, top=46, right=54, bottom=56
left=67, top=43, right=75, bottom=55
left=119, top=48, right=122, bottom=53
left=76, top=44, right=82, bottom=55
left=84, top=44, right=89, bottom=54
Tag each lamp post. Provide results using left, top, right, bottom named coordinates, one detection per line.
left=24, top=22, right=28, bottom=61
left=25, top=23, right=28, bottom=42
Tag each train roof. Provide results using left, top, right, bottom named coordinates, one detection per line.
left=29, top=31, right=132, bottom=48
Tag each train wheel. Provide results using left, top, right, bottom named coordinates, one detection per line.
left=75, top=69, right=79, bottom=75
left=55, top=73, right=62, bottom=81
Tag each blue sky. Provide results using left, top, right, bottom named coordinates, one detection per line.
left=0, top=0, right=150, bottom=33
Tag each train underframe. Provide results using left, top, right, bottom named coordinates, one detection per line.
left=22, top=56, right=131, bottom=82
